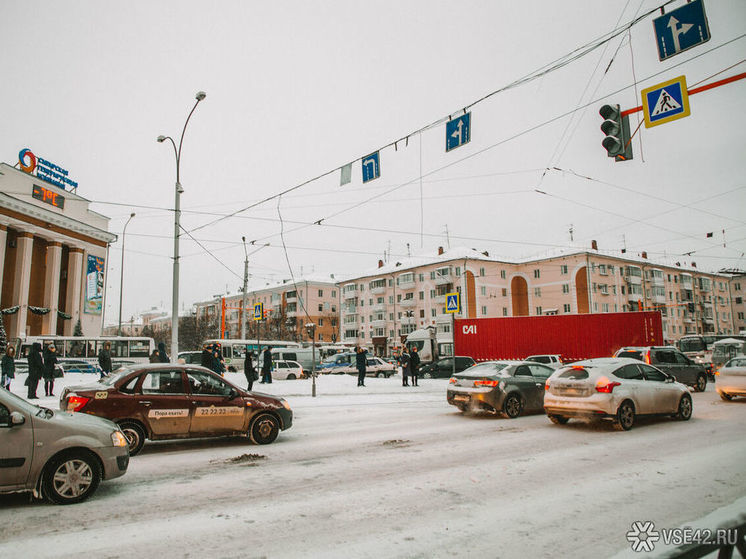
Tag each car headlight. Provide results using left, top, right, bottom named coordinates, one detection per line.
left=281, top=399, right=291, bottom=410
left=111, top=430, right=128, bottom=447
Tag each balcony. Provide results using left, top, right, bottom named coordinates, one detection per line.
left=650, top=271, right=665, bottom=285
left=399, top=298, right=416, bottom=308
left=285, top=292, right=297, bottom=302
left=286, top=310, right=297, bottom=318
left=369, top=280, right=387, bottom=295
left=433, top=294, right=446, bottom=305
left=343, top=289, right=358, bottom=300
left=434, top=270, right=453, bottom=286
left=652, top=293, right=666, bottom=304
left=342, top=304, right=358, bottom=315
left=435, top=313, right=452, bottom=323
left=372, top=303, right=386, bottom=312
left=370, top=319, right=386, bottom=329
left=397, top=275, right=416, bottom=290
left=400, top=316, right=416, bottom=326
left=627, top=291, right=643, bottom=302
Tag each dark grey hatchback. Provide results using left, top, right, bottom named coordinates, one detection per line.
left=446, top=361, right=555, bottom=418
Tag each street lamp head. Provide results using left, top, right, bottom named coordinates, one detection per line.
left=157, top=135, right=167, bottom=143
left=130, top=212, right=136, bottom=218
left=195, top=91, right=207, bottom=101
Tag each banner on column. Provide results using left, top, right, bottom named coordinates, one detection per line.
left=84, top=254, right=105, bottom=315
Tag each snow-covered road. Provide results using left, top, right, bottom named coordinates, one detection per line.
left=2, top=373, right=745, bottom=558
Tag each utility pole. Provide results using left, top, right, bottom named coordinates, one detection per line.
left=241, top=237, right=248, bottom=339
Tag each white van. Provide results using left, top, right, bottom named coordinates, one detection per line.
left=264, top=347, right=318, bottom=374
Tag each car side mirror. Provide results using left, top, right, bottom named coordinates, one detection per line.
left=665, top=376, right=674, bottom=383
left=10, top=412, right=25, bottom=426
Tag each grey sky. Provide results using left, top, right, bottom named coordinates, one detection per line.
left=1, top=0, right=745, bottom=324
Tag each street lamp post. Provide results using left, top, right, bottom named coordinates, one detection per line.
left=117, top=212, right=136, bottom=337
left=158, top=91, right=206, bottom=363
left=241, top=237, right=248, bottom=340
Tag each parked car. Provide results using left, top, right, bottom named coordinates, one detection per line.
left=269, top=348, right=318, bottom=375
left=60, top=363, right=293, bottom=455
left=59, top=359, right=103, bottom=375
left=446, top=360, right=554, bottom=417
left=614, top=346, right=708, bottom=392
left=525, top=354, right=564, bottom=368
left=543, top=357, right=693, bottom=430
left=419, top=356, right=476, bottom=379
left=178, top=351, right=203, bottom=365
left=272, top=360, right=305, bottom=380
left=336, top=356, right=397, bottom=378
left=715, top=356, right=746, bottom=401
left=318, top=352, right=355, bottom=373
left=0, top=387, right=130, bottom=504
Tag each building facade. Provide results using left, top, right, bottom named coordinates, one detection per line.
left=0, top=162, right=115, bottom=340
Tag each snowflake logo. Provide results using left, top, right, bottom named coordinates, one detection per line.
left=627, top=521, right=660, bottom=552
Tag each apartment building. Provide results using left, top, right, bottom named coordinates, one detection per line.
left=195, top=275, right=339, bottom=343
left=339, top=245, right=735, bottom=356
left=722, top=269, right=746, bottom=334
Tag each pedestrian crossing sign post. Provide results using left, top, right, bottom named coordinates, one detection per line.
left=445, top=292, right=460, bottom=314
left=253, top=303, right=263, bottom=321
left=641, top=75, right=690, bottom=128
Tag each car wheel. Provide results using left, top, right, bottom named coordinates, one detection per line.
left=503, top=394, right=523, bottom=418
left=250, top=413, right=280, bottom=445
left=613, top=400, right=635, bottom=431
left=695, top=374, right=707, bottom=393
left=675, top=394, right=692, bottom=421
left=719, top=391, right=733, bottom=401
left=43, top=450, right=101, bottom=505
left=118, top=421, right=146, bottom=456
left=287, top=373, right=296, bottom=380
left=377, top=372, right=385, bottom=378
left=423, top=372, right=432, bottom=379
left=548, top=415, right=570, bottom=425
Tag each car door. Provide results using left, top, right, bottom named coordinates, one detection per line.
left=186, top=369, right=247, bottom=435
left=650, top=349, right=679, bottom=381
left=512, top=365, right=542, bottom=410
left=138, top=370, right=191, bottom=437
left=638, top=364, right=680, bottom=413
left=0, top=401, right=33, bottom=489
left=673, top=352, right=697, bottom=386
left=527, top=364, right=554, bottom=408
left=437, top=358, right=455, bottom=378
left=613, top=364, right=650, bottom=413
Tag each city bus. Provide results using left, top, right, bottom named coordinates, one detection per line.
left=677, top=334, right=746, bottom=371
left=14, top=336, right=155, bottom=370
left=202, top=338, right=302, bottom=371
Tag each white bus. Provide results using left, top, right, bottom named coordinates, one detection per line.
left=15, top=336, right=155, bottom=369
left=202, top=338, right=302, bottom=371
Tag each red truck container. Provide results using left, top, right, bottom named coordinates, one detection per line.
left=454, top=311, right=663, bottom=363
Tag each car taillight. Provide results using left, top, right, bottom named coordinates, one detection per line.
left=448, top=378, right=456, bottom=384
left=67, top=395, right=91, bottom=412
left=645, top=351, right=651, bottom=364
left=713, top=369, right=720, bottom=376
left=474, top=379, right=499, bottom=387
left=545, top=380, right=550, bottom=391
left=595, top=377, right=621, bottom=393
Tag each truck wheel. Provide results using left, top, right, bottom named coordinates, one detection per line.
left=43, top=450, right=102, bottom=505
left=503, top=394, right=523, bottom=418
left=694, top=374, right=707, bottom=393
left=118, top=421, right=146, bottom=456
left=548, top=415, right=569, bottom=425
left=250, top=413, right=280, bottom=445
left=675, top=394, right=692, bottom=421
left=613, top=401, right=635, bottom=431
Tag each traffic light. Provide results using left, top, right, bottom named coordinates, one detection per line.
left=599, top=104, right=633, bottom=161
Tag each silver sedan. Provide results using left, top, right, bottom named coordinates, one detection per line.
left=543, top=357, right=692, bottom=430
left=715, top=356, right=746, bottom=401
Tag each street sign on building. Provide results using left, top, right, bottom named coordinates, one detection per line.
left=641, top=75, right=691, bottom=128
left=253, top=303, right=263, bottom=321
left=446, top=112, right=471, bottom=152
left=653, top=0, right=710, bottom=61
left=445, top=292, right=460, bottom=314
left=361, top=151, right=380, bottom=183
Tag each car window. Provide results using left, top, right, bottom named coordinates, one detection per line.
left=639, top=364, right=667, bottom=382
left=531, top=356, right=550, bottom=364
left=438, top=358, right=453, bottom=369
left=141, top=371, right=186, bottom=394
left=367, top=358, right=377, bottom=366
left=186, top=370, right=233, bottom=396
left=613, top=364, right=644, bottom=380
left=119, top=375, right=139, bottom=394
left=727, top=358, right=746, bottom=368
left=654, top=350, right=676, bottom=365
left=558, top=368, right=589, bottom=379
left=277, top=362, right=288, bottom=369
left=528, top=364, right=553, bottom=379
left=513, top=365, right=533, bottom=377
left=0, top=403, right=10, bottom=427
left=616, top=350, right=643, bottom=360
left=283, top=353, right=297, bottom=361
left=674, top=352, right=690, bottom=365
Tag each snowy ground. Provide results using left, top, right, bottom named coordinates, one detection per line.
left=2, top=372, right=745, bottom=558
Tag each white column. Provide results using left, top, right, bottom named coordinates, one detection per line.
left=0, top=226, right=7, bottom=302
left=63, top=248, right=85, bottom=336
left=42, top=242, right=63, bottom=334
left=8, top=232, right=34, bottom=339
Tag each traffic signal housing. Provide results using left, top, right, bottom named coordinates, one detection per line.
left=599, top=104, right=633, bottom=162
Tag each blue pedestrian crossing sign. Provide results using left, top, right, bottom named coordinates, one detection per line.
left=445, top=292, right=460, bottom=314
left=653, top=0, right=710, bottom=61
left=253, top=303, right=263, bottom=321
left=641, top=75, right=690, bottom=128
left=361, top=151, right=380, bottom=183
left=446, top=113, right=471, bottom=152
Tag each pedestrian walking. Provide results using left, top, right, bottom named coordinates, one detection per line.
left=261, top=347, right=273, bottom=383
left=400, top=347, right=411, bottom=387
left=356, top=346, right=367, bottom=387
left=1, top=346, right=16, bottom=391
left=43, top=344, right=59, bottom=397
left=26, top=342, right=43, bottom=399
left=244, top=349, right=258, bottom=391
left=410, top=346, right=420, bottom=386
left=98, top=341, right=113, bottom=378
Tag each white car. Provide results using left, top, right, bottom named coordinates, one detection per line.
left=272, top=360, right=304, bottom=380
left=543, top=357, right=692, bottom=430
left=524, top=354, right=564, bottom=369
left=715, top=356, right=746, bottom=401
left=336, top=356, right=397, bottom=378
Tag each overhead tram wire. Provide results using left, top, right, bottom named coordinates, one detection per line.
left=186, top=1, right=679, bottom=236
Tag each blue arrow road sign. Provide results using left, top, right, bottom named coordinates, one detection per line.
left=445, top=292, right=460, bottom=313
left=653, top=0, right=710, bottom=61
left=446, top=112, right=471, bottom=152
left=641, top=75, right=691, bottom=128
left=253, top=303, right=263, bottom=321
left=361, top=151, right=380, bottom=183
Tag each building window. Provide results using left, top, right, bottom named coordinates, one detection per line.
left=560, top=265, right=568, bottom=274
left=389, top=313, right=394, bottom=321
left=455, top=267, right=461, bottom=277
left=562, top=283, right=569, bottom=294
left=534, top=269, right=540, bottom=278
left=318, top=304, right=323, bottom=312
left=418, top=274, right=424, bottom=282
left=503, top=307, right=508, bottom=316
left=389, top=296, right=394, bottom=304
left=318, top=289, right=324, bottom=297
left=500, top=270, right=506, bottom=279
left=319, top=319, right=324, bottom=326
left=479, top=267, right=485, bottom=276
left=535, top=306, right=542, bottom=315
left=481, top=286, right=487, bottom=296
left=430, top=271, right=436, bottom=280
left=534, top=287, right=541, bottom=297
left=419, top=291, right=424, bottom=300
left=431, top=309, right=436, bottom=317
left=331, top=290, right=336, bottom=298
left=332, top=305, right=336, bottom=313
left=481, top=306, right=487, bottom=315
left=563, top=304, right=571, bottom=313
left=502, top=288, right=507, bottom=297
left=430, top=290, right=436, bottom=298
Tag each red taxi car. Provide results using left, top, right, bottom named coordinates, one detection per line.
left=60, top=364, right=292, bottom=455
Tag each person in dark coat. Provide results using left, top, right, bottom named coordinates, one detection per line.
left=355, top=346, right=367, bottom=387
left=409, top=346, right=421, bottom=387
left=157, top=342, right=170, bottom=363
left=98, top=341, right=113, bottom=378
left=200, top=344, right=214, bottom=369
left=261, top=347, right=273, bottom=383
left=244, top=350, right=258, bottom=391
left=1, top=346, right=16, bottom=390
left=43, top=344, right=59, bottom=397
left=26, top=342, right=44, bottom=399
left=399, top=348, right=411, bottom=387
left=210, top=344, right=225, bottom=375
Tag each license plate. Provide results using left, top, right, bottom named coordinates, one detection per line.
left=453, top=394, right=469, bottom=403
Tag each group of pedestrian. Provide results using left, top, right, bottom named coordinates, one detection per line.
left=200, top=343, right=226, bottom=376
left=149, top=342, right=170, bottom=365
left=396, top=346, right=420, bottom=386
left=22, top=342, right=63, bottom=398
